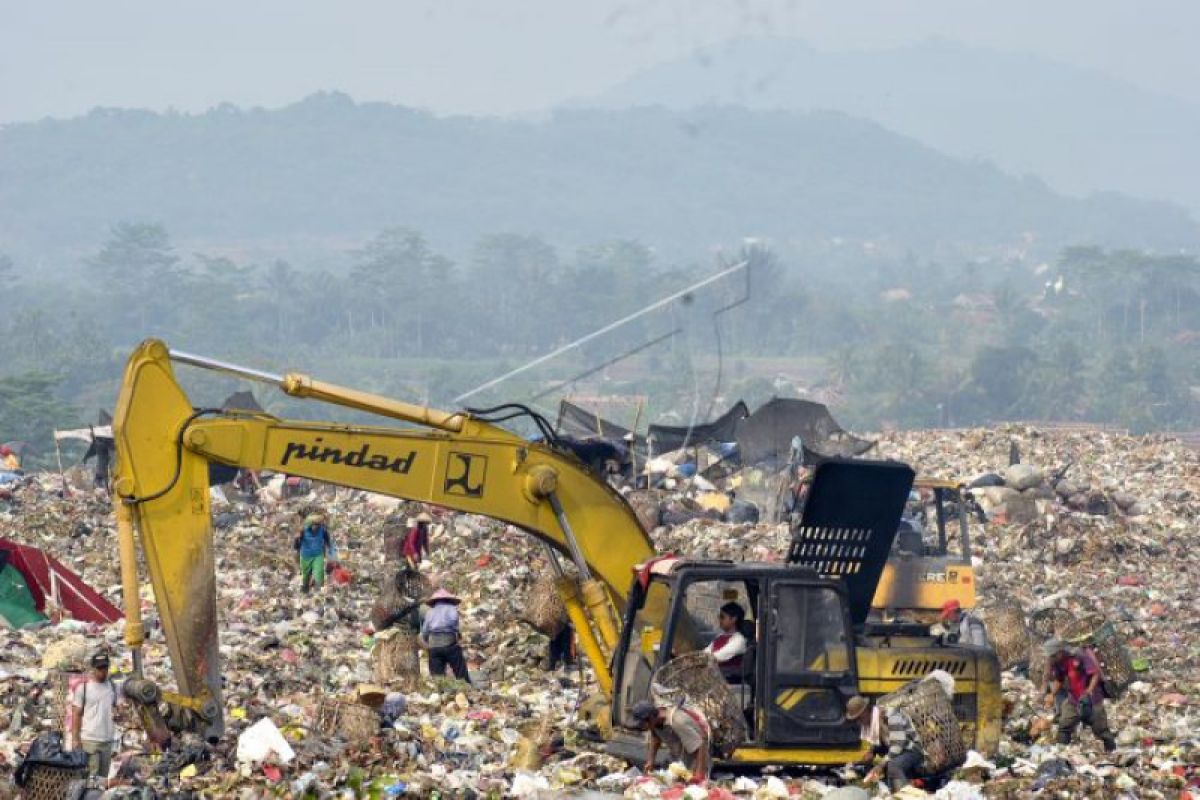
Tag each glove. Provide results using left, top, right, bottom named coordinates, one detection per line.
left=1079, top=696, right=1093, bottom=718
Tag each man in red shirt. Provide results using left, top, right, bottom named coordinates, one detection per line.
left=1043, top=638, right=1117, bottom=751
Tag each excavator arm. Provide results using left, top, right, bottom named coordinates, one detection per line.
left=111, top=340, right=654, bottom=740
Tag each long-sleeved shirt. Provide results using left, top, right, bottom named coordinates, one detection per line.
left=706, top=631, right=748, bottom=664
left=654, top=705, right=710, bottom=760
left=421, top=603, right=460, bottom=636
left=294, top=525, right=331, bottom=558
left=885, top=709, right=920, bottom=758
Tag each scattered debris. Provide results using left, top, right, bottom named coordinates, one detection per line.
left=0, top=424, right=1194, bottom=796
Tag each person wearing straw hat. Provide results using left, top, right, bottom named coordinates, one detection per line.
left=1042, top=638, right=1116, bottom=751
left=402, top=511, right=434, bottom=570
left=421, top=588, right=470, bottom=683
left=294, top=513, right=334, bottom=594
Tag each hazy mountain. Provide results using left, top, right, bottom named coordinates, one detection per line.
left=1, top=93, right=1196, bottom=265
left=577, top=37, right=1200, bottom=215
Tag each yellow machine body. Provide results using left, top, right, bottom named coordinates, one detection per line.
left=111, top=339, right=1001, bottom=764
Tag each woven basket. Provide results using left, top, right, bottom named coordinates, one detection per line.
left=520, top=573, right=568, bottom=637
left=383, top=532, right=404, bottom=562
left=1027, top=608, right=1108, bottom=684
left=370, top=571, right=430, bottom=631
left=374, top=631, right=420, bottom=689
left=878, top=678, right=967, bottom=776
left=1090, top=622, right=1135, bottom=695
left=48, top=670, right=83, bottom=727
left=20, top=763, right=87, bottom=800
left=313, top=698, right=379, bottom=742
left=651, top=652, right=747, bottom=759
left=977, top=603, right=1031, bottom=670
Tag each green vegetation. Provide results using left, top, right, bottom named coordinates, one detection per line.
left=1, top=225, right=1197, bottom=467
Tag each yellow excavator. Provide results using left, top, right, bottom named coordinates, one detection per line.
left=872, top=479, right=979, bottom=620
left=110, top=340, right=1000, bottom=765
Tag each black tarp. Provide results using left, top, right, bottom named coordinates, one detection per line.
left=647, top=401, right=749, bottom=452
left=735, top=398, right=874, bottom=468
left=555, top=399, right=750, bottom=455
left=555, top=400, right=640, bottom=447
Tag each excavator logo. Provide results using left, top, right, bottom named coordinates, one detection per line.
left=444, top=452, right=487, bottom=498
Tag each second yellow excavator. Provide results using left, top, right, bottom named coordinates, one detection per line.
left=110, top=340, right=1001, bottom=765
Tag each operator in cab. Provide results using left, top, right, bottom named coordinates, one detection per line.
left=631, top=700, right=711, bottom=781
left=705, top=602, right=749, bottom=682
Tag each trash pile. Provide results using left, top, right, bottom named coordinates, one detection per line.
left=0, top=423, right=1194, bottom=797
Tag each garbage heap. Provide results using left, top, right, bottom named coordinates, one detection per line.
left=0, top=423, right=1193, bottom=798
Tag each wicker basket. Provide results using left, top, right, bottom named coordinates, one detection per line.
left=313, top=697, right=379, bottom=742
left=370, top=571, right=430, bottom=631
left=383, top=532, right=404, bottom=562
left=374, top=630, right=421, bottom=689
left=520, top=573, right=568, bottom=637
left=877, top=678, right=967, bottom=776
left=19, top=763, right=87, bottom=800
left=651, top=652, right=748, bottom=759
left=977, top=603, right=1031, bottom=670
left=1027, top=608, right=1120, bottom=686
left=48, top=670, right=83, bottom=727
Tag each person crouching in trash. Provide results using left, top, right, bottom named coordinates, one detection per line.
left=1042, top=638, right=1117, bottom=751
left=420, top=588, right=470, bottom=683
left=630, top=700, right=711, bottom=782
left=864, top=671, right=955, bottom=792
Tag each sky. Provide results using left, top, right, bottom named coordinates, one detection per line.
left=2, top=0, right=1198, bottom=124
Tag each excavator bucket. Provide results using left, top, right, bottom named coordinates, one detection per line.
left=785, top=459, right=915, bottom=624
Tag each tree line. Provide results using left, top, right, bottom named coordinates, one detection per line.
left=1, top=225, right=1198, bottom=467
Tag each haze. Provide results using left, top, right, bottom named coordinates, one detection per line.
left=3, top=0, right=1199, bottom=123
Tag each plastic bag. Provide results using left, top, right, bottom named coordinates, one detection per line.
left=236, top=718, right=295, bottom=764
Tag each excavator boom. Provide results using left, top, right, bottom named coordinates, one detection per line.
left=112, top=340, right=654, bottom=739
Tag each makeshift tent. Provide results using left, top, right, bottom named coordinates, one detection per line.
left=556, top=399, right=750, bottom=456
left=0, top=559, right=48, bottom=628
left=0, top=538, right=121, bottom=625
left=556, top=400, right=641, bottom=449
left=647, top=401, right=749, bottom=453
left=735, top=398, right=874, bottom=468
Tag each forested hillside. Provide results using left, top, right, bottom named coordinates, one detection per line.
left=2, top=93, right=1196, bottom=265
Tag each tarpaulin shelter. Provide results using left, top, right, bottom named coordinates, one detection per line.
left=735, top=398, right=874, bottom=468
left=0, top=538, right=121, bottom=625
left=556, top=400, right=641, bottom=448
left=556, top=399, right=750, bottom=456
left=647, top=401, right=749, bottom=453
left=0, top=562, right=47, bottom=628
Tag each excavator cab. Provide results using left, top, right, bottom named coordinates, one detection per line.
left=609, top=460, right=922, bottom=765
left=611, top=561, right=866, bottom=762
